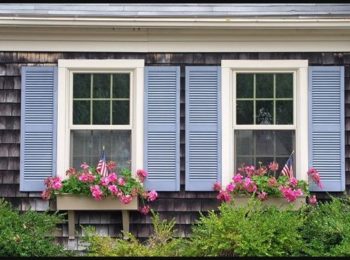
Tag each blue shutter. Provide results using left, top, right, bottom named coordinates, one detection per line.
left=309, top=66, right=345, bottom=192
left=20, top=66, right=57, bottom=191
left=144, top=67, right=180, bottom=191
left=186, top=67, right=221, bottom=191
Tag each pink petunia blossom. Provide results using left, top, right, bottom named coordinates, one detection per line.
left=100, top=176, right=110, bottom=187
left=257, top=191, right=268, bottom=201
left=289, top=177, right=298, bottom=187
left=307, top=167, right=323, bottom=189
left=244, top=177, right=257, bottom=193
left=80, top=162, right=89, bottom=170
left=268, top=161, right=279, bottom=172
left=255, top=166, right=268, bottom=176
left=280, top=186, right=303, bottom=203
left=90, top=185, right=103, bottom=201
left=107, top=172, right=118, bottom=183
left=213, top=182, right=222, bottom=191
left=79, top=173, right=96, bottom=183
left=65, top=167, right=77, bottom=176
left=108, top=184, right=119, bottom=195
left=232, top=174, right=244, bottom=184
left=226, top=183, right=236, bottom=192
left=147, top=190, right=158, bottom=202
left=244, top=165, right=255, bottom=177
left=41, top=190, right=51, bottom=200
left=309, top=195, right=317, bottom=206
left=139, top=205, right=150, bottom=215
left=106, top=161, right=117, bottom=171
left=136, top=169, right=148, bottom=183
left=268, top=177, right=278, bottom=187
left=120, top=194, right=133, bottom=204
left=216, top=190, right=231, bottom=202
left=117, top=177, right=125, bottom=186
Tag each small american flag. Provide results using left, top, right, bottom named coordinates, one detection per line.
left=281, top=152, right=294, bottom=179
left=96, top=147, right=108, bottom=177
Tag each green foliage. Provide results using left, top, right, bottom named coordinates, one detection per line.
left=186, top=199, right=305, bottom=257
left=83, top=210, right=183, bottom=257
left=0, top=199, right=70, bottom=257
left=300, top=196, right=350, bottom=257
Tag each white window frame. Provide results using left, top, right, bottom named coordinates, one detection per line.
left=57, top=59, right=145, bottom=179
left=221, top=60, right=308, bottom=186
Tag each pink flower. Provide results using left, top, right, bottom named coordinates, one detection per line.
left=289, top=177, right=298, bottom=187
left=255, top=166, right=268, bottom=176
left=309, top=195, right=317, bottom=206
left=90, top=185, right=103, bottom=201
left=244, top=166, right=255, bottom=177
left=268, top=161, right=279, bottom=172
left=41, top=190, right=51, bottom=200
left=268, top=177, right=278, bottom=187
left=44, top=177, right=62, bottom=190
left=80, top=162, right=89, bottom=170
left=307, top=167, right=323, bottom=189
left=139, top=205, right=150, bottom=215
left=280, top=186, right=303, bottom=203
left=213, top=182, right=222, bottom=191
left=106, top=161, right=117, bottom=171
left=137, top=169, right=148, bottom=182
left=100, top=176, right=110, bottom=187
left=257, top=191, right=268, bottom=201
left=116, top=191, right=123, bottom=198
left=79, top=173, right=96, bottom=183
left=244, top=177, right=257, bottom=193
left=216, top=190, right=231, bottom=202
left=107, top=173, right=118, bottom=183
left=117, top=178, right=125, bottom=186
left=65, top=167, right=77, bottom=176
left=147, top=190, right=158, bottom=202
left=108, top=185, right=119, bottom=195
left=226, top=183, right=236, bottom=192
left=232, top=174, right=244, bottom=184
left=120, top=194, right=133, bottom=204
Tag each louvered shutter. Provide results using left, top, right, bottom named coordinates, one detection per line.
left=20, top=66, right=57, bottom=191
left=144, top=67, right=180, bottom=191
left=186, top=67, right=221, bottom=191
left=309, top=66, right=345, bottom=192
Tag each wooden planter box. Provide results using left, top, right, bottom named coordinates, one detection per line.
left=232, top=195, right=306, bottom=210
left=56, top=194, right=138, bottom=239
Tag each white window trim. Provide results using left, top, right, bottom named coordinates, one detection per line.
left=221, top=60, right=308, bottom=186
left=57, top=59, right=145, bottom=179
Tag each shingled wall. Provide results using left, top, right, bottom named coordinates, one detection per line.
left=0, top=52, right=349, bottom=250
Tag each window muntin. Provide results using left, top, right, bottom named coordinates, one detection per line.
left=70, top=72, right=132, bottom=168
left=236, top=73, right=294, bottom=125
left=72, top=73, right=130, bottom=125
left=234, top=72, right=295, bottom=174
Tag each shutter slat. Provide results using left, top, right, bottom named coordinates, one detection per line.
left=309, top=66, right=345, bottom=192
left=144, top=67, right=180, bottom=191
left=186, top=66, right=221, bottom=191
left=20, top=66, right=57, bottom=191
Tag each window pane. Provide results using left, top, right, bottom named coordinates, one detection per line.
left=113, top=74, right=130, bottom=98
left=93, top=101, right=110, bottom=124
left=112, top=101, right=129, bottom=125
left=71, top=130, right=131, bottom=170
left=256, top=100, right=273, bottom=124
left=256, top=74, right=273, bottom=98
left=237, top=73, right=254, bottom=98
left=276, top=101, right=293, bottom=124
left=237, top=101, right=253, bottom=124
left=93, top=74, right=110, bottom=98
left=235, top=130, right=295, bottom=174
left=73, top=74, right=91, bottom=98
left=73, top=101, right=90, bottom=124
left=276, top=73, right=293, bottom=98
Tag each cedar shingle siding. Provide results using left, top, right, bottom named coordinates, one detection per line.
left=0, top=52, right=349, bottom=248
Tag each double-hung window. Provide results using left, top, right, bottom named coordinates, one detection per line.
left=57, top=60, right=144, bottom=179
left=221, top=60, right=309, bottom=185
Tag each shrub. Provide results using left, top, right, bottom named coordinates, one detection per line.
left=300, top=196, right=350, bottom=256
left=82, top=210, right=184, bottom=256
left=186, top=199, right=305, bottom=257
left=0, top=199, right=70, bottom=257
